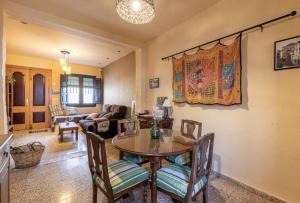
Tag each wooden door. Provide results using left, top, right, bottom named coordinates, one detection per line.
left=6, top=66, right=52, bottom=130
left=6, top=67, right=30, bottom=130
left=29, top=68, right=52, bottom=129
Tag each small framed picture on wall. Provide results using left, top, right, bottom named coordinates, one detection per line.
left=274, top=35, right=300, bottom=71
left=149, top=78, right=159, bottom=89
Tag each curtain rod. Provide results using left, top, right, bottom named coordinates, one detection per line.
left=162, top=11, right=297, bottom=61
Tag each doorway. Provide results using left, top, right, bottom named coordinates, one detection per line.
left=6, top=65, right=52, bottom=130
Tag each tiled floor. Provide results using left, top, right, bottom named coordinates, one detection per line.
left=10, top=129, right=281, bottom=203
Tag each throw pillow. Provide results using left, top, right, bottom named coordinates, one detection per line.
left=86, top=113, right=100, bottom=120
left=103, top=104, right=112, bottom=112
left=99, top=111, right=108, bottom=118
left=111, top=105, right=120, bottom=113
left=103, top=112, right=113, bottom=119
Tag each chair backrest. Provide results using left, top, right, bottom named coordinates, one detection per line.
left=181, top=120, right=202, bottom=139
left=49, top=104, right=65, bottom=117
left=86, top=131, right=113, bottom=197
left=118, top=119, right=140, bottom=136
left=186, top=133, right=215, bottom=201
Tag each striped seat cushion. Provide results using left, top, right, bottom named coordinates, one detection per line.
left=93, top=160, right=149, bottom=194
left=157, top=164, right=207, bottom=198
left=123, top=153, right=147, bottom=164
left=165, top=152, right=191, bottom=165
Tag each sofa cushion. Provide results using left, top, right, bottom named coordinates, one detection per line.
left=80, top=120, right=96, bottom=132
left=157, top=164, right=207, bottom=198
left=111, top=105, right=120, bottom=113
left=103, top=104, right=112, bottom=112
left=99, top=111, right=109, bottom=118
left=165, top=152, right=191, bottom=165
left=103, top=112, right=113, bottom=119
left=86, top=113, right=100, bottom=120
left=109, top=105, right=127, bottom=119
left=93, top=160, right=149, bottom=194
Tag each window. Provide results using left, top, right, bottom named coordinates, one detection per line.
left=83, top=78, right=94, bottom=104
left=60, top=74, right=102, bottom=107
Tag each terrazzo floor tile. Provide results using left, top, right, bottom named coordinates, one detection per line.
left=10, top=129, right=282, bottom=203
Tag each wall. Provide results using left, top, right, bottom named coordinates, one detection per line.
left=6, top=53, right=102, bottom=114
left=103, top=52, right=136, bottom=110
left=145, top=0, right=300, bottom=202
left=0, top=2, right=8, bottom=134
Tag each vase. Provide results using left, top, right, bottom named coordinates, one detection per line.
left=150, top=119, right=160, bottom=139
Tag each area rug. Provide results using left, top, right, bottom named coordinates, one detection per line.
left=11, top=128, right=88, bottom=166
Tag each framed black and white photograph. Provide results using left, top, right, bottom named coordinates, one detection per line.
left=274, top=35, right=300, bottom=71
left=149, top=78, right=159, bottom=89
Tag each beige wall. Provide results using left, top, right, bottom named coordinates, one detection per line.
left=0, top=2, right=8, bottom=134
left=103, top=52, right=136, bottom=109
left=6, top=53, right=102, bottom=114
left=145, top=0, right=300, bottom=202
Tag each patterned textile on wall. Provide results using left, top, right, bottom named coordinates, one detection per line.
left=173, top=35, right=241, bottom=105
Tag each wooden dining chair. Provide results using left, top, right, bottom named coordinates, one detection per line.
left=86, top=131, right=149, bottom=203
left=118, top=119, right=140, bottom=136
left=157, top=133, right=215, bottom=203
left=181, top=119, right=202, bottom=139
left=118, top=119, right=149, bottom=165
left=165, top=119, right=202, bottom=165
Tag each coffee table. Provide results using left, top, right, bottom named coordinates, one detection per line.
left=58, top=122, right=79, bottom=142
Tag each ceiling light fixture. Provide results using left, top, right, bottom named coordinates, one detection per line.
left=116, top=0, right=155, bottom=24
left=60, top=50, right=71, bottom=75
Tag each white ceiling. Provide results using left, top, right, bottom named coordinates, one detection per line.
left=6, top=0, right=221, bottom=67
left=6, top=18, right=134, bottom=67
left=8, top=0, right=221, bottom=42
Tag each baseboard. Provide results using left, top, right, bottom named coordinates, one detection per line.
left=210, top=171, right=287, bottom=203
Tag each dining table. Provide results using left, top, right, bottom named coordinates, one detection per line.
left=112, top=129, right=192, bottom=203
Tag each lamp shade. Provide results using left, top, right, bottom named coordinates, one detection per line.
left=162, top=98, right=172, bottom=107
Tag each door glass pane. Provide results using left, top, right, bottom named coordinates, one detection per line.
left=13, top=112, right=25, bottom=124
left=33, top=74, right=45, bottom=106
left=33, top=112, right=45, bottom=123
left=13, top=72, right=25, bottom=106
left=83, top=78, right=94, bottom=104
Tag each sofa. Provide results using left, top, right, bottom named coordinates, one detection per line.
left=49, top=104, right=89, bottom=132
left=79, top=104, right=127, bottom=139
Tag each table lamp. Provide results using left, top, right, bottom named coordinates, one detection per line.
left=162, top=98, right=172, bottom=118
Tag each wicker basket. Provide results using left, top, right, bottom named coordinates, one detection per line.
left=10, top=142, right=45, bottom=169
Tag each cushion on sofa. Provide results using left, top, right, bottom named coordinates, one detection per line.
left=80, top=120, right=96, bottom=132
left=103, top=104, right=112, bottom=112
left=99, top=111, right=109, bottom=118
left=110, top=105, right=127, bottom=119
left=103, top=112, right=113, bottom=119
left=86, top=113, right=100, bottom=120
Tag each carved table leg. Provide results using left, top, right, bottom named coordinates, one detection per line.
left=150, top=156, right=160, bottom=203
left=59, top=129, right=63, bottom=142
left=76, top=128, right=78, bottom=141
left=119, top=151, right=124, bottom=160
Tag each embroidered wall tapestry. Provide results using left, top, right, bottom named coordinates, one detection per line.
left=173, top=35, right=241, bottom=105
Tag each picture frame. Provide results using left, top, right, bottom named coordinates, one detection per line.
left=149, top=78, right=159, bottom=89
left=274, top=35, right=300, bottom=71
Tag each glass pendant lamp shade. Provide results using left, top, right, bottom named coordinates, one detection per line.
left=60, top=50, right=71, bottom=75
left=116, top=0, right=155, bottom=24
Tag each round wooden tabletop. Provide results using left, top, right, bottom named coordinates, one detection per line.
left=112, top=129, right=192, bottom=157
